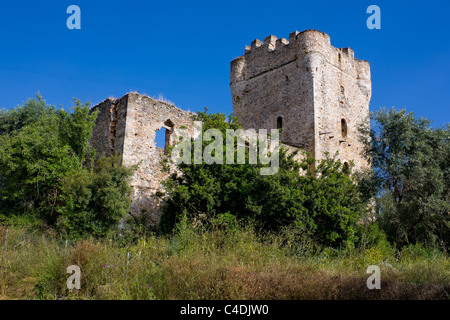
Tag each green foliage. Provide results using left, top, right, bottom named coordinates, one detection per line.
left=2, top=226, right=448, bottom=300
left=301, top=156, right=365, bottom=247
left=57, top=98, right=98, bottom=166
left=358, top=107, right=450, bottom=250
left=0, top=93, right=56, bottom=135
left=57, top=155, right=136, bottom=239
left=356, top=223, right=395, bottom=260
left=0, top=95, right=135, bottom=239
left=160, top=110, right=366, bottom=248
left=0, top=111, right=80, bottom=223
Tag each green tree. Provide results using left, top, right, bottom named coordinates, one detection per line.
left=358, top=107, right=450, bottom=250
left=0, top=93, right=56, bottom=135
left=0, top=95, right=135, bottom=238
left=0, top=112, right=79, bottom=223
left=57, top=155, right=136, bottom=239
left=57, top=99, right=98, bottom=166
left=160, top=110, right=366, bottom=248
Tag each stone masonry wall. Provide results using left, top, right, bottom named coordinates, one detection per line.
left=308, top=32, right=372, bottom=171
left=121, top=93, right=196, bottom=224
left=230, top=29, right=371, bottom=171
left=230, top=30, right=316, bottom=154
left=90, top=92, right=196, bottom=225
left=90, top=95, right=128, bottom=159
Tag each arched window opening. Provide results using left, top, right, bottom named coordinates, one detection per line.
left=277, top=116, right=283, bottom=130
left=341, top=118, right=348, bottom=138
left=154, top=128, right=166, bottom=150
left=154, top=119, right=174, bottom=155
left=343, top=162, right=350, bottom=175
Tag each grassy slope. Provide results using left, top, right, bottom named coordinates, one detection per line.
left=0, top=223, right=448, bottom=300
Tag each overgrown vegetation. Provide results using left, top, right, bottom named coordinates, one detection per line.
left=358, top=107, right=450, bottom=250
left=0, top=94, right=135, bottom=239
left=160, top=110, right=367, bottom=249
left=0, top=222, right=448, bottom=300
left=0, top=95, right=448, bottom=300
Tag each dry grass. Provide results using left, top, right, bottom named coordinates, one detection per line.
left=0, top=223, right=448, bottom=300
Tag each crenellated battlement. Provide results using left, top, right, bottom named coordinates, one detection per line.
left=231, top=29, right=369, bottom=84
left=340, top=47, right=354, bottom=59
left=238, top=30, right=329, bottom=56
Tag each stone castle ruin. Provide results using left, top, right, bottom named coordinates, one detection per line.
left=90, top=29, right=372, bottom=224
left=231, top=29, right=371, bottom=171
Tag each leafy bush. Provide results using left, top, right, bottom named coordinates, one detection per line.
left=0, top=95, right=135, bottom=239
left=160, top=110, right=367, bottom=248
left=57, top=155, right=136, bottom=239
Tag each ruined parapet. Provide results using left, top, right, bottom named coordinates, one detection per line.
left=230, top=29, right=372, bottom=171
left=90, top=92, right=196, bottom=225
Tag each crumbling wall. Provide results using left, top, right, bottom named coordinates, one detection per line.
left=120, top=93, right=195, bottom=225
left=88, top=29, right=372, bottom=227
left=90, top=92, right=196, bottom=225
left=90, top=96, right=128, bottom=160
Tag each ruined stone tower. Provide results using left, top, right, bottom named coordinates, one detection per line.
left=230, top=29, right=372, bottom=171
left=90, top=29, right=372, bottom=223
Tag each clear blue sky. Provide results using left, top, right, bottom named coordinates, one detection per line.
left=1, top=0, right=449, bottom=127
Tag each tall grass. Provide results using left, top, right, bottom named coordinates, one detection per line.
left=0, top=221, right=448, bottom=300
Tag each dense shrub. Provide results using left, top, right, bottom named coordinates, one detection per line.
left=160, top=110, right=367, bottom=248
left=0, top=95, right=135, bottom=238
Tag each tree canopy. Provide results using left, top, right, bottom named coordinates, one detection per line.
left=0, top=95, right=135, bottom=239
